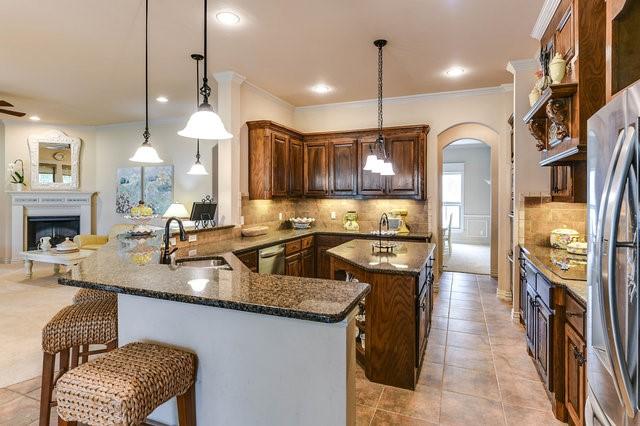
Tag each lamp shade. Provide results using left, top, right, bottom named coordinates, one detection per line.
left=371, top=158, right=384, bottom=174
left=129, top=143, right=163, bottom=163
left=363, top=154, right=378, bottom=171
left=178, top=106, right=233, bottom=140
left=163, top=202, right=190, bottom=218
left=380, top=161, right=395, bottom=176
left=187, top=162, right=209, bottom=175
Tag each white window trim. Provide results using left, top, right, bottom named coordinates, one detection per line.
left=442, top=162, right=465, bottom=231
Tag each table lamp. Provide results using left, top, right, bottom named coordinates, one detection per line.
left=163, top=202, right=190, bottom=219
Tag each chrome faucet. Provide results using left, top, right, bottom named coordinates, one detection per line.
left=162, top=217, right=187, bottom=264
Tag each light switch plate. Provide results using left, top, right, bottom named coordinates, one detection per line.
left=169, top=237, right=177, bottom=246
left=188, top=234, right=197, bottom=243
left=330, top=211, right=337, bottom=220
left=278, top=212, right=284, bottom=221
left=188, top=249, right=197, bottom=257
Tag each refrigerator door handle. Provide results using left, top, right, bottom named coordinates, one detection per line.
left=603, top=126, right=638, bottom=418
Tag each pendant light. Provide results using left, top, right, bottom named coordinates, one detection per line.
left=130, top=0, right=163, bottom=163
left=187, top=54, right=209, bottom=175
left=363, top=39, right=394, bottom=176
left=178, top=0, right=233, bottom=140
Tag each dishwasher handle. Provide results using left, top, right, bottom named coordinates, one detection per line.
left=259, top=248, right=284, bottom=259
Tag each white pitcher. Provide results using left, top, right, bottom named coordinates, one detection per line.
left=39, top=236, right=52, bottom=251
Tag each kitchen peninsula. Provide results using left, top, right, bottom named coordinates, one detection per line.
left=58, top=238, right=369, bottom=425
left=327, top=239, right=436, bottom=390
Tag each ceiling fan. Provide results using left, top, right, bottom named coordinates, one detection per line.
left=0, top=100, right=26, bottom=117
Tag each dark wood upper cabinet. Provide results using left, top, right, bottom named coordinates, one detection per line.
left=271, top=132, right=289, bottom=197
left=607, top=0, right=640, bottom=99
left=247, top=121, right=429, bottom=200
left=304, top=141, right=329, bottom=196
left=329, top=138, right=357, bottom=196
left=289, top=137, right=304, bottom=196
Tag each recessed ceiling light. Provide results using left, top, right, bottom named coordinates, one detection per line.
left=311, top=84, right=332, bottom=94
left=216, top=11, right=240, bottom=25
left=156, top=96, right=169, bottom=103
left=29, top=115, right=41, bottom=121
left=445, top=66, right=466, bottom=77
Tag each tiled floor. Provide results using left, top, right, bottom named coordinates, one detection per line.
left=355, top=272, right=565, bottom=425
left=0, top=270, right=564, bottom=425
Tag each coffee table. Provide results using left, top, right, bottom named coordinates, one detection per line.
left=20, top=249, right=94, bottom=278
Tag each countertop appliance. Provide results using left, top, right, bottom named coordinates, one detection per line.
left=258, top=244, right=285, bottom=275
left=586, top=79, right=639, bottom=425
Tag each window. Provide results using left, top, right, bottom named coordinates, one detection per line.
left=442, top=163, right=464, bottom=229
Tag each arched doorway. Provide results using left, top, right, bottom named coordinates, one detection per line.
left=435, top=123, right=500, bottom=278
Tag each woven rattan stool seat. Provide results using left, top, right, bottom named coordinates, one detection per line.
left=42, top=298, right=117, bottom=355
left=72, top=288, right=116, bottom=304
left=57, top=342, right=196, bottom=425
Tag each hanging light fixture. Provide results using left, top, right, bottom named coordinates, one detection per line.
left=187, top=54, right=209, bottom=175
left=178, top=0, right=233, bottom=140
left=363, top=39, right=394, bottom=176
left=130, top=0, right=163, bottom=163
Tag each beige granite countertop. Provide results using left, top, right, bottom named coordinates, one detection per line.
left=521, top=244, right=587, bottom=303
left=327, top=239, right=436, bottom=275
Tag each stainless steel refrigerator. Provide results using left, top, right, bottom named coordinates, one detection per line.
left=587, top=80, right=640, bottom=425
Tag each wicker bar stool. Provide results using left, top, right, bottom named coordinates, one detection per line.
left=57, top=342, right=197, bottom=426
left=71, top=288, right=117, bottom=366
left=39, top=298, right=118, bottom=426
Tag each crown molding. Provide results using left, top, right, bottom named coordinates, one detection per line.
left=242, top=80, right=295, bottom=110
left=213, top=70, right=247, bottom=85
left=295, top=85, right=510, bottom=111
left=506, top=59, right=539, bottom=74
left=531, top=0, right=561, bottom=40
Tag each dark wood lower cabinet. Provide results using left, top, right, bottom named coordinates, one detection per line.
left=235, top=250, right=258, bottom=272
left=301, top=248, right=314, bottom=278
left=534, top=298, right=554, bottom=390
left=565, top=323, right=586, bottom=426
left=285, top=252, right=302, bottom=277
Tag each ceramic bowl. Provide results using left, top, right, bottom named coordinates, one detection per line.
left=566, top=241, right=588, bottom=256
left=550, top=228, right=580, bottom=249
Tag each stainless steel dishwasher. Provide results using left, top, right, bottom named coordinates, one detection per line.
left=258, top=244, right=285, bottom=275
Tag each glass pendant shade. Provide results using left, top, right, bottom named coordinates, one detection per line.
left=178, top=105, right=233, bottom=140
left=129, top=142, right=163, bottom=163
left=380, top=161, right=395, bottom=176
left=363, top=154, right=378, bottom=171
left=371, top=158, right=384, bottom=174
left=187, top=161, right=209, bottom=175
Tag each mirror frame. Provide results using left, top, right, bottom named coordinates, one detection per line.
left=28, top=130, right=81, bottom=190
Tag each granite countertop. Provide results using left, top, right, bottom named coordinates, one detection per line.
left=58, top=242, right=370, bottom=324
left=521, top=244, right=587, bottom=303
left=326, top=239, right=436, bottom=275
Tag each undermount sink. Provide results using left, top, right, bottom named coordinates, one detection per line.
left=174, top=256, right=232, bottom=270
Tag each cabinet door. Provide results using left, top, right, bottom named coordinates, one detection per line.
left=271, top=132, right=289, bottom=197
left=535, top=299, right=553, bottom=390
left=330, top=138, right=357, bottom=196
left=519, top=262, right=527, bottom=324
left=550, top=165, right=574, bottom=200
left=304, top=141, right=329, bottom=196
left=358, top=138, right=386, bottom=196
left=565, top=324, right=586, bottom=426
left=285, top=253, right=302, bottom=277
left=301, top=248, right=315, bottom=278
left=316, top=245, right=332, bottom=279
left=386, top=135, right=419, bottom=196
left=235, top=250, right=258, bottom=272
left=525, top=287, right=537, bottom=355
left=417, top=284, right=429, bottom=366
left=289, top=138, right=304, bottom=196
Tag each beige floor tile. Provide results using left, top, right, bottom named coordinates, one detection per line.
left=498, top=375, right=551, bottom=411
left=425, top=344, right=445, bottom=364
left=493, top=351, right=540, bottom=382
left=446, top=330, right=491, bottom=351
left=450, top=286, right=479, bottom=295
left=448, top=318, right=487, bottom=335
left=431, top=316, right=448, bottom=330
left=0, top=389, right=21, bottom=406
left=449, top=299, right=483, bottom=311
left=6, top=376, right=40, bottom=397
left=449, top=292, right=479, bottom=301
left=451, top=273, right=477, bottom=282
left=371, top=409, right=437, bottom=425
left=439, top=390, right=505, bottom=426
left=503, top=404, right=565, bottom=425
left=417, top=362, right=444, bottom=388
left=445, top=346, right=494, bottom=372
left=427, top=329, right=447, bottom=346
left=356, top=404, right=376, bottom=426
left=448, top=307, right=485, bottom=322
left=356, top=375, right=384, bottom=407
left=442, top=365, right=500, bottom=401
left=0, top=393, right=40, bottom=426
left=376, top=385, right=441, bottom=421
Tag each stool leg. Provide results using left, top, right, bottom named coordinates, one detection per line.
left=70, top=346, right=79, bottom=369
left=59, top=348, right=70, bottom=374
left=39, top=352, right=55, bottom=426
left=176, top=383, right=196, bottom=426
left=57, top=416, right=77, bottom=426
left=80, top=344, right=89, bottom=364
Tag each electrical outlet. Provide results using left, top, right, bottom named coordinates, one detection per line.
left=188, top=234, right=197, bottom=243
left=330, top=211, right=337, bottom=220
left=188, top=249, right=197, bottom=257
left=278, top=212, right=284, bottom=221
left=240, top=216, right=245, bottom=225
left=169, top=237, right=177, bottom=246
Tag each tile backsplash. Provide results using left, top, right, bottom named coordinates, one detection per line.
left=521, top=195, right=587, bottom=247
left=242, top=197, right=431, bottom=234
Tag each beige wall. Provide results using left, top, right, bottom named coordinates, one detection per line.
left=0, top=121, right=7, bottom=262
left=522, top=197, right=587, bottom=247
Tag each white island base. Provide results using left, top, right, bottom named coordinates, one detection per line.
left=118, top=294, right=357, bottom=426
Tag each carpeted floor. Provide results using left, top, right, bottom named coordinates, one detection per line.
left=443, top=243, right=491, bottom=275
left=0, top=262, right=75, bottom=388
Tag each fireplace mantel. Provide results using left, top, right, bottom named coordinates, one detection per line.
left=9, top=191, right=96, bottom=262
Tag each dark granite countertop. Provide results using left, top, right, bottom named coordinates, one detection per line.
left=58, top=241, right=370, bottom=323
left=521, top=244, right=587, bottom=304
left=326, top=239, right=436, bottom=275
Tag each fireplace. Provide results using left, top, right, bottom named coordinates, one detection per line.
left=27, top=216, right=80, bottom=250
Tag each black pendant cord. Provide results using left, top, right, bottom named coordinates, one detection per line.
left=374, top=39, right=387, bottom=159
left=199, top=0, right=212, bottom=106
left=194, top=54, right=202, bottom=162
left=143, top=0, right=150, bottom=143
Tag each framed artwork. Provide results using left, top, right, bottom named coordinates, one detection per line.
left=142, top=165, right=174, bottom=215
left=115, top=167, right=142, bottom=214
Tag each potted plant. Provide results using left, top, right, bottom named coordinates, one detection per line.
left=8, top=159, right=26, bottom=191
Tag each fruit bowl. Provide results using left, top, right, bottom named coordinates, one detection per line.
left=289, top=217, right=315, bottom=229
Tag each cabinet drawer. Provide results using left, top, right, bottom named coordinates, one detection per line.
left=285, top=239, right=302, bottom=255
left=566, top=291, right=586, bottom=337
left=301, top=236, right=314, bottom=250
left=536, top=274, right=556, bottom=310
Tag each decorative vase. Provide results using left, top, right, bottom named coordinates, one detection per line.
left=11, top=183, right=24, bottom=192
left=529, top=89, right=541, bottom=107
left=549, top=53, right=567, bottom=85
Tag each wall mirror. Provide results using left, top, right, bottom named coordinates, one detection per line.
left=28, top=130, right=81, bottom=190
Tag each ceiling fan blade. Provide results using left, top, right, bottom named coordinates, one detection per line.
left=0, top=100, right=13, bottom=107
left=0, top=108, right=26, bottom=117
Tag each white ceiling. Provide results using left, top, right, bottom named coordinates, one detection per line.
left=0, top=0, right=543, bottom=125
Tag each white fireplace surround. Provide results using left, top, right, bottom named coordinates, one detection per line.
left=9, top=191, right=96, bottom=262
